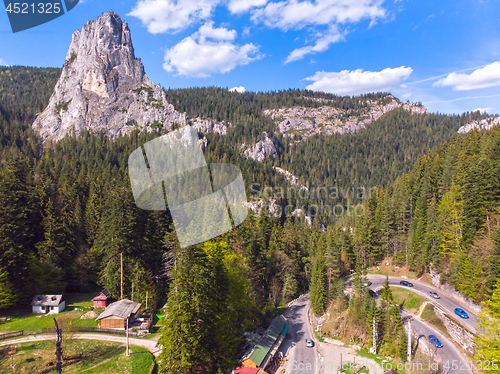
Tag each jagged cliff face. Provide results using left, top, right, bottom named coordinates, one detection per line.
left=458, top=116, right=500, bottom=134
left=263, top=95, right=429, bottom=140
left=33, top=12, right=185, bottom=142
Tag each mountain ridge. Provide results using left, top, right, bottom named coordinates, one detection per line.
left=32, top=12, right=186, bottom=142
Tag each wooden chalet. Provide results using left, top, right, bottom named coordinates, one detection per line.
left=96, top=299, right=141, bottom=330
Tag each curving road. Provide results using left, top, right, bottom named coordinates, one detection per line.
left=364, top=274, right=477, bottom=333
left=402, top=311, right=473, bottom=374
left=283, top=295, right=319, bottom=374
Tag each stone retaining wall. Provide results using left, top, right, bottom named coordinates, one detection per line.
left=429, top=268, right=481, bottom=314
left=432, top=306, right=475, bottom=354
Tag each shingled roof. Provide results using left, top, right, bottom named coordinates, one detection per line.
left=93, top=288, right=112, bottom=301
left=96, top=299, right=141, bottom=320
left=30, top=295, right=64, bottom=307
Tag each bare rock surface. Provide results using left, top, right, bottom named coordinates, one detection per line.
left=191, top=118, right=228, bottom=135
left=263, top=95, right=429, bottom=139
left=32, top=12, right=185, bottom=142
left=458, top=116, right=500, bottom=134
left=243, top=132, right=277, bottom=161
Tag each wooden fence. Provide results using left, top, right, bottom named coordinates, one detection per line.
left=40, top=326, right=141, bottom=336
left=0, top=331, right=23, bottom=340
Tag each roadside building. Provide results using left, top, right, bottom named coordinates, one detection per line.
left=96, top=299, right=141, bottom=329
left=30, top=295, right=65, bottom=314
left=232, top=368, right=266, bottom=374
left=92, top=288, right=112, bottom=308
left=240, top=315, right=288, bottom=371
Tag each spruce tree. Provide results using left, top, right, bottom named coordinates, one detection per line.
left=474, top=279, right=500, bottom=373
left=309, top=254, right=328, bottom=315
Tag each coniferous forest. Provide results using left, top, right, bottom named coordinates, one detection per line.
left=1, top=66, right=500, bottom=372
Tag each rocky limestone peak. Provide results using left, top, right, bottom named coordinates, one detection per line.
left=33, top=12, right=185, bottom=142
left=458, top=116, right=500, bottom=134
left=66, top=11, right=144, bottom=97
left=243, top=132, right=278, bottom=162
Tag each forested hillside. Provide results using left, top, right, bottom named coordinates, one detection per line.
left=167, top=87, right=487, bottom=215
left=323, top=127, right=500, bottom=302
left=2, top=66, right=500, bottom=372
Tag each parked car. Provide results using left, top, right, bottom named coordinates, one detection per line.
left=400, top=280, right=413, bottom=287
left=428, top=335, right=443, bottom=348
left=368, top=289, right=376, bottom=297
left=429, top=291, right=440, bottom=299
left=306, top=339, right=314, bottom=347
left=363, top=281, right=372, bottom=287
left=454, top=308, right=469, bottom=319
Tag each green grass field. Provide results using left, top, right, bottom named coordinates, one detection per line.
left=0, top=293, right=99, bottom=333
left=390, top=287, right=426, bottom=315
left=0, top=339, right=154, bottom=373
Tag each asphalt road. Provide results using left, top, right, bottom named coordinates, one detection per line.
left=365, top=274, right=477, bottom=333
left=402, top=311, right=473, bottom=374
left=284, top=294, right=319, bottom=374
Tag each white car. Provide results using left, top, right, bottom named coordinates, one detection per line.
left=306, top=339, right=314, bottom=347
left=429, top=291, right=440, bottom=299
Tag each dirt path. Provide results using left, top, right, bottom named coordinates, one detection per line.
left=0, top=333, right=161, bottom=356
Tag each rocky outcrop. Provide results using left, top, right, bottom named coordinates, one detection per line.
left=457, top=116, right=500, bottom=134
left=429, top=267, right=481, bottom=314
left=243, top=132, right=277, bottom=161
left=191, top=118, right=228, bottom=135
left=263, top=95, right=429, bottom=139
left=32, top=12, right=185, bottom=142
left=245, top=198, right=280, bottom=217
left=272, top=166, right=308, bottom=190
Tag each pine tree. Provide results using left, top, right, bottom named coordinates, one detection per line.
left=474, top=279, right=500, bottom=373
left=157, top=241, right=246, bottom=374
left=309, top=254, right=328, bottom=315
left=380, top=276, right=393, bottom=309
left=0, top=269, right=17, bottom=309
left=37, top=199, right=66, bottom=267
left=437, top=184, right=462, bottom=268
left=487, top=229, right=500, bottom=295
left=0, top=158, right=40, bottom=299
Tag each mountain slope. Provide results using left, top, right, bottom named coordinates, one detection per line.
left=32, top=12, right=185, bottom=142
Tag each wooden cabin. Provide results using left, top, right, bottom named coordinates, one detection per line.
left=96, top=299, right=141, bottom=330
left=92, top=289, right=112, bottom=308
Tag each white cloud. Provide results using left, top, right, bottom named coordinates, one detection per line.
left=433, top=61, right=500, bottom=91
left=305, top=66, right=413, bottom=95
left=473, top=107, right=492, bottom=113
left=251, top=0, right=387, bottom=31
left=230, top=86, right=246, bottom=93
left=128, top=0, right=220, bottom=33
left=285, top=25, right=344, bottom=63
left=228, top=0, right=268, bottom=13
left=401, top=92, right=412, bottom=99
left=197, top=22, right=237, bottom=42
left=163, top=23, right=261, bottom=77
left=0, top=58, right=7, bottom=66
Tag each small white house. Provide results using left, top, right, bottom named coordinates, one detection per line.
left=30, top=295, right=65, bottom=314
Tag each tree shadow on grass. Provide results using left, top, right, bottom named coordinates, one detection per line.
left=37, top=344, right=120, bottom=374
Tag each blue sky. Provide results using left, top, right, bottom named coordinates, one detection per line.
left=1, top=0, right=499, bottom=115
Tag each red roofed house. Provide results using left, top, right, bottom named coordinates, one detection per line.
left=232, top=368, right=265, bottom=374
left=92, top=289, right=112, bottom=308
